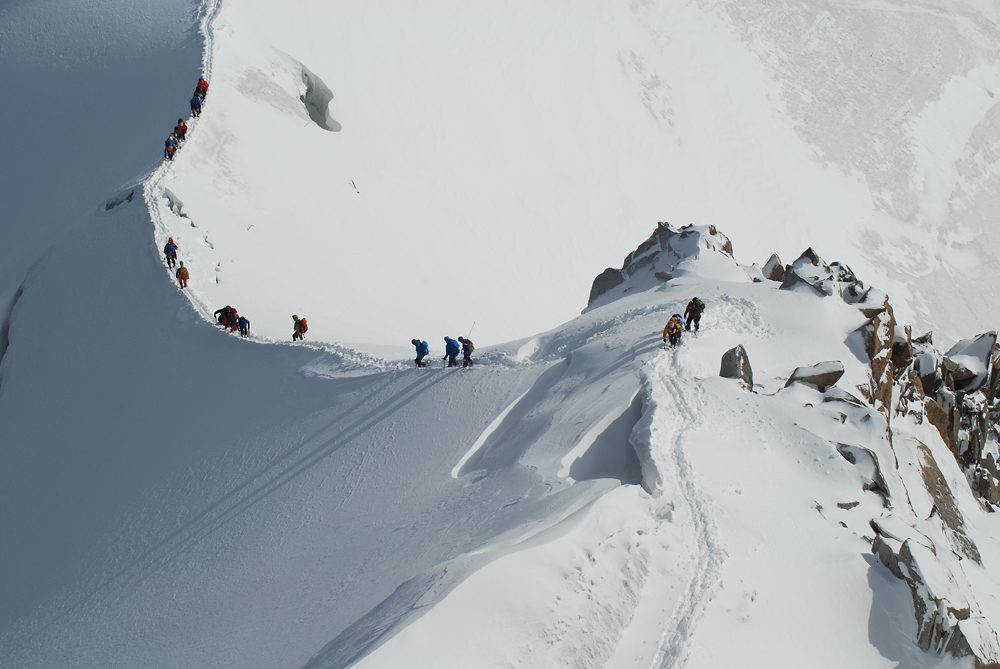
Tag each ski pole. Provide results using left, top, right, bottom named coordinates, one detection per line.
left=467, top=321, right=476, bottom=338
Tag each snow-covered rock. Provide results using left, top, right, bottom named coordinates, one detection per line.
left=586, top=222, right=740, bottom=309
left=762, top=253, right=784, bottom=281
left=784, top=360, right=845, bottom=392
left=943, top=332, right=997, bottom=391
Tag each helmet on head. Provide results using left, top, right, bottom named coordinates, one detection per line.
left=179, top=261, right=184, bottom=267
left=411, top=339, right=417, bottom=345
left=168, top=237, right=173, bottom=242
left=292, top=314, right=298, bottom=320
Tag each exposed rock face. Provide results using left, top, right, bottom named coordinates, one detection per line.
left=784, top=361, right=844, bottom=392
left=719, top=345, right=753, bottom=388
left=586, top=222, right=734, bottom=307
left=892, top=329, right=1000, bottom=506
left=588, top=268, right=625, bottom=306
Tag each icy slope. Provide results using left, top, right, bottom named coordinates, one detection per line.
left=0, top=0, right=201, bottom=356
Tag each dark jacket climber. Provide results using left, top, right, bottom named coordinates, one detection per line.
left=684, top=298, right=705, bottom=331
left=458, top=337, right=475, bottom=367
left=214, top=306, right=233, bottom=327
left=164, top=241, right=178, bottom=268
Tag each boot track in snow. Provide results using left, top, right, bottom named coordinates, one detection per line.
left=646, top=349, right=725, bottom=669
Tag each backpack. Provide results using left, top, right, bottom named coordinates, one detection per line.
left=465, top=340, right=475, bottom=353
left=419, top=341, right=429, bottom=356
left=178, top=268, right=188, bottom=280
left=299, top=318, right=308, bottom=333
left=693, top=298, right=705, bottom=309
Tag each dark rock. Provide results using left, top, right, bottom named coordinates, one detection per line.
left=654, top=271, right=672, bottom=281
left=588, top=267, right=625, bottom=305
left=719, top=345, right=753, bottom=388
left=785, top=361, right=845, bottom=392
left=837, top=501, right=859, bottom=510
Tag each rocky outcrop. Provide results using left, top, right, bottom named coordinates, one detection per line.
left=784, top=361, right=844, bottom=392
left=779, top=248, right=888, bottom=318
left=719, top=345, right=753, bottom=388
left=587, top=222, right=734, bottom=307
left=891, top=329, right=1000, bottom=506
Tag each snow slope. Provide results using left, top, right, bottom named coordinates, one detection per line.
left=4, top=1, right=1000, bottom=667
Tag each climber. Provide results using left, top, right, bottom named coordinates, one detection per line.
left=292, top=314, right=308, bottom=341
left=174, top=118, right=188, bottom=141
left=214, top=305, right=234, bottom=328
left=411, top=339, right=429, bottom=367
left=684, top=297, right=706, bottom=332
left=663, top=314, right=684, bottom=348
left=163, top=238, right=178, bottom=268
left=190, top=95, right=202, bottom=117
left=443, top=336, right=460, bottom=367
left=228, top=309, right=240, bottom=333
left=164, top=140, right=177, bottom=161
left=176, top=261, right=189, bottom=288
left=238, top=315, right=250, bottom=337
left=195, top=78, right=209, bottom=99
left=458, top=336, right=475, bottom=368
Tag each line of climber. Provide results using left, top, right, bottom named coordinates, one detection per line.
left=411, top=336, right=475, bottom=368
left=164, top=78, right=208, bottom=161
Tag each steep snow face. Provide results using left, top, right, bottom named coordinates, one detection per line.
left=0, top=0, right=201, bottom=361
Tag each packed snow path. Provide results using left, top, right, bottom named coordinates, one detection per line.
left=642, top=349, right=725, bottom=669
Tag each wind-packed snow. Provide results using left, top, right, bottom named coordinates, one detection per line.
left=3, top=1, right=1000, bottom=668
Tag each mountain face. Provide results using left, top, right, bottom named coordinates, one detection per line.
left=3, top=1, right=1000, bottom=668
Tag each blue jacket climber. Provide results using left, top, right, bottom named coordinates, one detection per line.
left=411, top=339, right=430, bottom=367
left=444, top=337, right=460, bottom=367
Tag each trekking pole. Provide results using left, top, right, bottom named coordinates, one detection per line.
left=467, top=321, right=476, bottom=338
